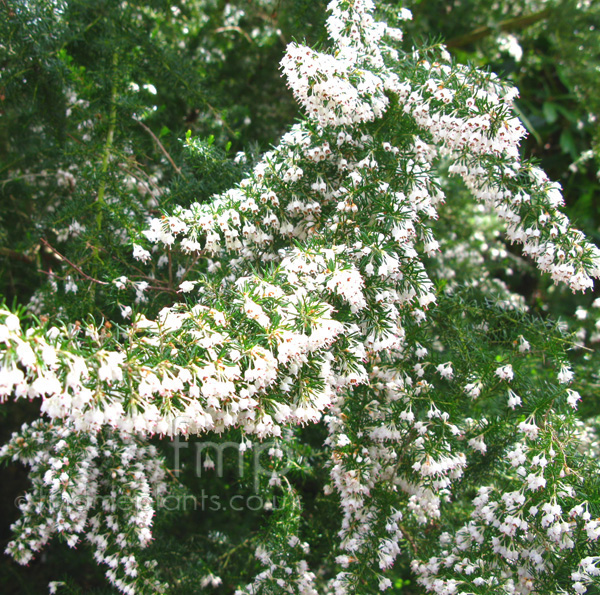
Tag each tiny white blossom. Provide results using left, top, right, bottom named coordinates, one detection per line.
left=132, top=244, right=152, bottom=263
left=517, top=335, right=530, bottom=353
left=495, top=364, right=514, bottom=382
left=436, top=362, right=454, bottom=379
left=120, top=305, right=132, bottom=319
left=178, top=281, right=196, bottom=293
left=507, top=389, right=521, bottom=409
left=566, top=389, right=581, bottom=409
left=113, top=276, right=128, bottom=290
left=557, top=365, right=574, bottom=384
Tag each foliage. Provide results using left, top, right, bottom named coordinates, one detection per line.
left=1, top=1, right=600, bottom=594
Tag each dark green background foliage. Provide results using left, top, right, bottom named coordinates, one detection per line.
left=0, top=0, right=599, bottom=593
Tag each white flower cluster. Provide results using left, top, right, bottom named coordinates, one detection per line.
left=411, top=416, right=600, bottom=595
left=236, top=535, right=318, bottom=595
left=0, top=419, right=168, bottom=594
left=280, top=0, right=396, bottom=128
left=392, top=55, right=600, bottom=292
left=0, top=266, right=354, bottom=437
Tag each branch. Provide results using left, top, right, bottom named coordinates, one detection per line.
left=397, top=522, right=419, bottom=555
left=40, top=239, right=109, bottom=286
left=136, top=120, right=183, bottom=176
left=445, top=8, right=551, bottom=48
left=97, top=52, right=119, bottom=213
left=117, top=163, right=163, bottom=201
left=214, top=25, right=254, bottom=45
left=255, top=7, right=287, bottom=45
left=0, top=247, right=35, bottom=265
left=203, top=101, right=238, bottom=138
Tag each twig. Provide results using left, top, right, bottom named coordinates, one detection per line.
left=97, top=52, right=119, bottom=216
left=117, top=162, right=163, bottom=198
left=112, top=253, right=159, bottom=279
left=177, top=254, right=201, bottom=284
left=217, top=537, right=253, bottom=570
left=66, top=132, right=85, bottom=145
left=204, top=101, right=238, bottom=138
left=397, top=522, right=419, bottom=555
left=39, top=268, right=179, bottom=295
left=168, top=249, right=173, bottom=290
left=0, top=247, right=35, bottom=265
left=40, top=238, right=109, bottom=285
left=1, top=171, right=50, bottom=189
left=136, top=120, right=182, bottom=176
left=255, top=8, right=287, bottom=45
left=215, top=25, right=254, bottom=45
left=445, top=8, right=551, bottom=48
left=143, top=284, right=179, bottom=294
left=512, top=102, right=542, bottom=146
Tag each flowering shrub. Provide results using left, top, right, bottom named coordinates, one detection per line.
left=1, top=1, right=599, bottom=594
